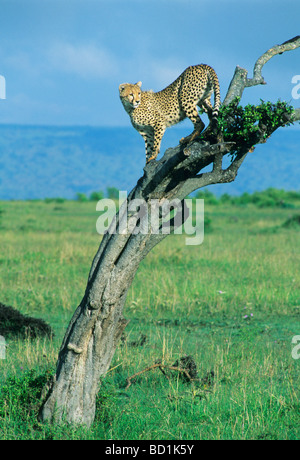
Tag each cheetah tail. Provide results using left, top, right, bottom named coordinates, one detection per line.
left=207, top=66, right=221, bottom=121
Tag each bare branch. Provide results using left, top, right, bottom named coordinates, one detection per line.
left=221, top=151, right=249, bottom=183
left=125, top=363, right=197, bottom=390
left=224, top=36, right=300, bottom=105
left=213, top=151, right=223, bottom=173
left=292, top=108, right=300, bottom=122
left=184, top=149, right=249, bottom=195
left=223, top=66, right=248, bottom=106
left=248, top=35, right=300, bottom=87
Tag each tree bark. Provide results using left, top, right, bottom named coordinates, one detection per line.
left=39, top=37, right=300, bottom=427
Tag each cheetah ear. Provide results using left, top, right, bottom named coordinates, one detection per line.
left=136, top=81, right=142, bottom=88
left=119, top=83, right=127, bottom=92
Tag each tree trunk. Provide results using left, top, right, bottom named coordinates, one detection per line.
left=39, top=36, right=300, bottom=427
left=40, top=218, right=166, bottom=426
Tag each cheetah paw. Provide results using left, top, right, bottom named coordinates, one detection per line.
left=146, top=156, right=156, bottom=163
left=180, top=137, right=190, bottom=145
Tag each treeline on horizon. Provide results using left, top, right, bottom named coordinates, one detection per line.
left=195, top=187, right=300, bottom=208
left=22, top=187, right=300, bottom=209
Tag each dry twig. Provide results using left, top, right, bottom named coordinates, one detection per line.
left=125, top=363, right=198, bottom=390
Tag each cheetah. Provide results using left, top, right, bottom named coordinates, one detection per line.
left=119, top=64, right=221, bottom=163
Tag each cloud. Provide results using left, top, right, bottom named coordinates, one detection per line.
left=136, top=57, right=186, bottom=90
left=4, top=52, right=41, bottom=78
left=48, top=42, right=118, bottom=79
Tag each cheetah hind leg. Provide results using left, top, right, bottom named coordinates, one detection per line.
left=201, top=98, right=220, bottom=135
left=179, top=119, right=205, bottom=145
left=200, top=99, right=222, bottom=141
left=179, top=103, right=206, bottom=145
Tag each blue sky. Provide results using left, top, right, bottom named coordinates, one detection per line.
left=0, top=0, right=299, bottom=126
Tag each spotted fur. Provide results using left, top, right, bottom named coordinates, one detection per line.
left=119, top=64, right=221, bottom=163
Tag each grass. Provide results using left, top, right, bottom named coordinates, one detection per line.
left=0, top=198, right=299, bottom=439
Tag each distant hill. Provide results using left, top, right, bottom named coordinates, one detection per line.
left=0, top=124, right=299, bottom=200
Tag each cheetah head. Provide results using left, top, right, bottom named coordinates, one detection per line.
left=119, top=81, right=142, bottom=110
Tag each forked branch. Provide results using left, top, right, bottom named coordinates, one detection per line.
left=249, top=35, right=300, bottom=87
left=224, top=35, right=300, bottom=105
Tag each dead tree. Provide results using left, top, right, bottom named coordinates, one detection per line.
left=39, top=37, right=300, bottom=427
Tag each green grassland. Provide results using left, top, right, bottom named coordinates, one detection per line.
left=0, top=192, right=299, bottom=440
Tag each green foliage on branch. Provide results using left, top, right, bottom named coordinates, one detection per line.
left=217, top=98, right=295, bottom=156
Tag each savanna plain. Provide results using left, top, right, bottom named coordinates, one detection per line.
left=0, top=189, right=299, bottom=440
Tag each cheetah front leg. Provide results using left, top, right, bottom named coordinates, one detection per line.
left=146, top=123, right=166, bottom=163
left=140, top=130, right=154, bottom=163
